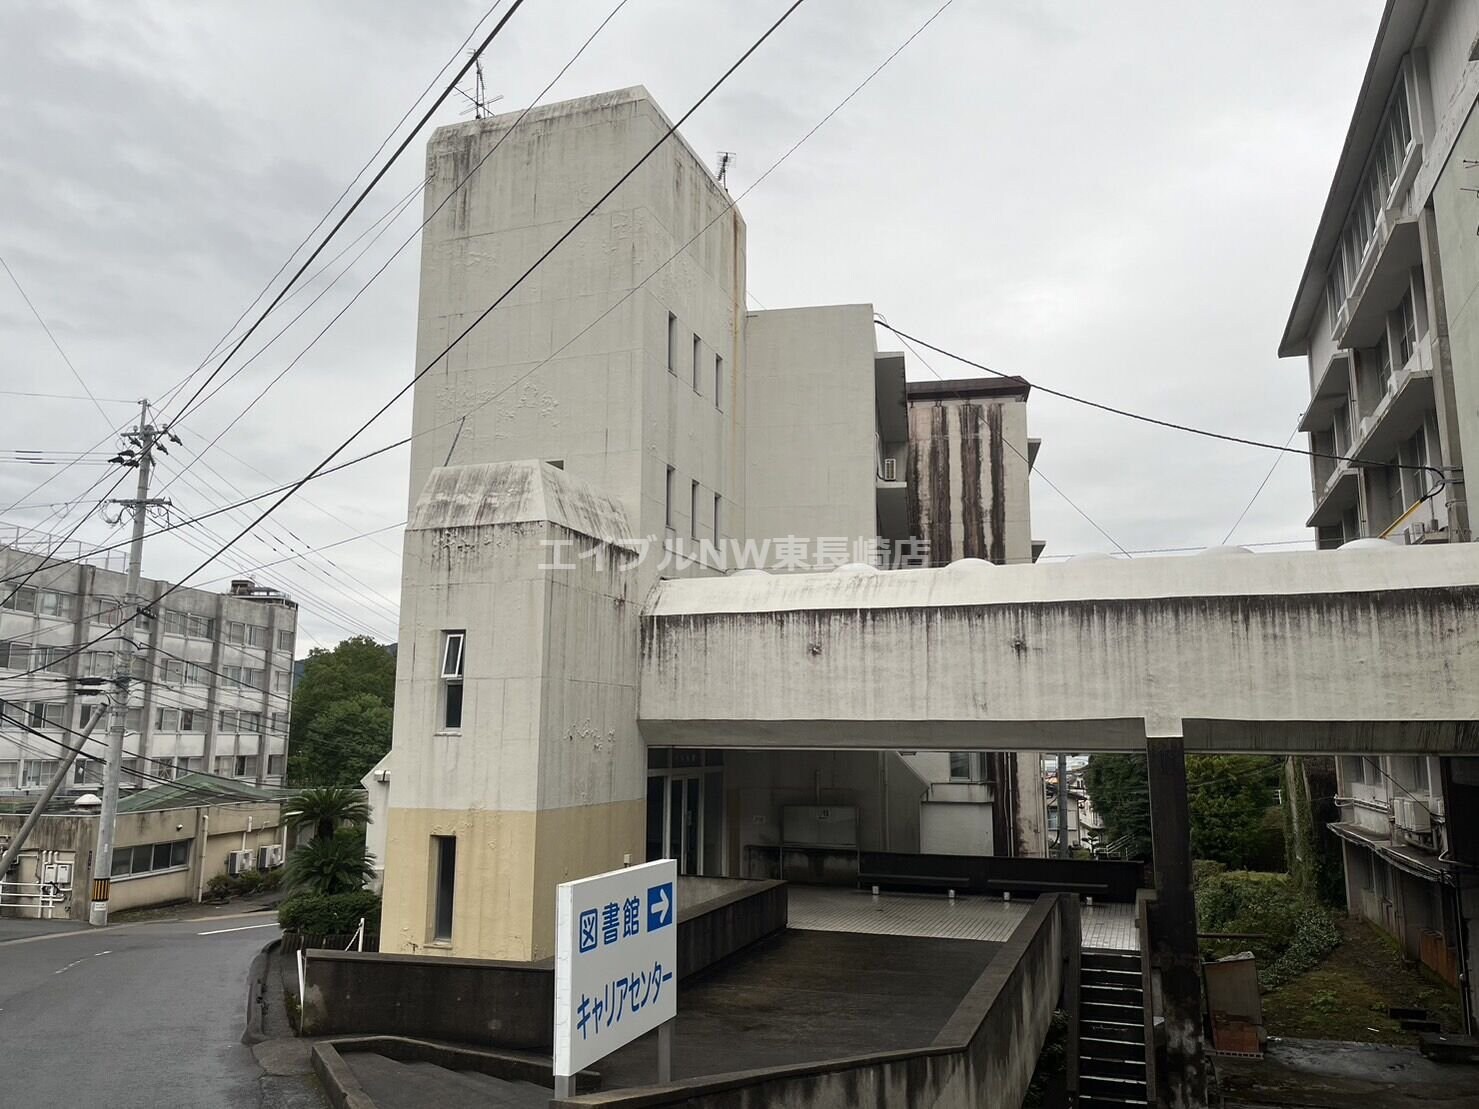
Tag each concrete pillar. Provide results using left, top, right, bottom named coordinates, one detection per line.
left=1145, top=734, right=1208, bottom=1109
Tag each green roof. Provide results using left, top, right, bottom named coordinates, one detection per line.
left=117, top=772, right=290, bottom=813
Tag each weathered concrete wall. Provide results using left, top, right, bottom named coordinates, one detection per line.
left=742, top=305, right=879, bottom=561
left=406, top=87, right=746, bottom=563
left=640, top=546, right=1479, bottom=753
left=554, top=894, right=1069, bottom=1109
left=905, top=388, right=1033, bottom=567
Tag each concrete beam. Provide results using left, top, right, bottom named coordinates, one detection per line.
left=640, top=547, right=1479, bottom=754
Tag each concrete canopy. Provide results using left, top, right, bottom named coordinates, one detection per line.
left=638, top=545, right=1479, bottom=754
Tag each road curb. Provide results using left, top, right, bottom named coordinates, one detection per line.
left=242, top=936, right=280, bottom=1045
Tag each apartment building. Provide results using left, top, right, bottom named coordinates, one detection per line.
left=0, top=541, right=298, bottom=793
left=374, top=87, right=1048, bottom=956
left=1279, top=1, right=1479, bottom=1002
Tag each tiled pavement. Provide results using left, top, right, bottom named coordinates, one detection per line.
left=787, top=884, right=1139, bottom=951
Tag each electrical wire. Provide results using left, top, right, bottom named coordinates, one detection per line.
left=886, top=323, right=1132, bottom=559
left=0, top=0, right=814, bottom=686
left=0, top=253, right=114, bottom=434
left=162, top=0, right=530, bottom=427
left=164, top=0, right=635, bottom=471
left=152, top=1, right=510, bottom=417
left=1221, top=422, right=1300, bottom=546
left=873, top=321, right=1451, bottom=489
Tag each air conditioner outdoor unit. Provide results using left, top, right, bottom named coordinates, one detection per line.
left=1394, top=796, right=1432, bottom=835
left=226, top=849, right=256, bottom=877
left=881, top=457, right=897, bottom=482
left=257, top=844, right=284, bottom=870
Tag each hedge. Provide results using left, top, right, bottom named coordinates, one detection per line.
left=278, top=890, right=381, bottom=937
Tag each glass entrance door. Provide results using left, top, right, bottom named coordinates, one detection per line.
left=667, top=774, right=702, bottom=876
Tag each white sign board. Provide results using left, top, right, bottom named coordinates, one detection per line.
left=554, top=858, right=678, bottom=1077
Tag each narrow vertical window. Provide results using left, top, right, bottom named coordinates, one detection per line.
left=665, top=466, right=675, bottom=530
left=690, top=480, right=700, bottom=538
left=432, top=835, right=457, bottom=942
left=714, top=354, right=724, bottom=410
left=667, top=312, right=678, bottom=375
left=713, top=493, right=722, bottom=541
left=692, top=335, right=702, bottom=391
left=441, top=631, right=465, bottom=730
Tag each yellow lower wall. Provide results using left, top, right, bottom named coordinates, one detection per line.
left=381, top=799, right=645, bottom=961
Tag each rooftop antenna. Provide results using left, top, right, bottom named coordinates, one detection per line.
left=458, top=52, right=503, bottom=119
left=716, top=151, right=736, bottom=188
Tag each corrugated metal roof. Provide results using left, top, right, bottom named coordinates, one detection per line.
left=117, top=773, right=289, bottom=813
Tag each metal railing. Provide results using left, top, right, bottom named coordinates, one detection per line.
left=0, top=879, right=70, bottom=918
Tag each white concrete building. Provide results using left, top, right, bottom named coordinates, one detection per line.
left=0, top=540, right=298, bottom=793
left=376, top=88, right=1050, bottom=958
left=1279, top=0, right=1479, bottom=998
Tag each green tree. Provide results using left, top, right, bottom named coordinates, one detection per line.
left=293, top=694, right=393, bottom=788
left=284, top=828, right=376, bottom=896
left=1185, top=755, right=1279, bottom=870
left=1083, top=753, right=1282, bottom=870
left=1083, top=754, right=1153, bottom=860
left=287, top=636, right=395, bottom=786
left=284, top=786, right=371, bottom=840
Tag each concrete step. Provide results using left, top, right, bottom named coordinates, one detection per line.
left=1083, top=1000, right=1145, bottom=1026
left=1083, top=951, right=1142, bottom=973
left=1083, top=1021, right=1145, bottom=1045
left=1081, top=1035, right=1146, bottom=1059
left=1082, top=966, right=1143, bottom=988
left=1082, top=1073, right=1148, bottom=1101
left=1078, top=1055, right=1146, bottom=1081
left=1083, top=982, right=1143, bottom=1002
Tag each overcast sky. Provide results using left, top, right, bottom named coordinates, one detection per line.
left=0, top=0, right=1385, bottom=648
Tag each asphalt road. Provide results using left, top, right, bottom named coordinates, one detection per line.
left=0, top=912, right=305, bottom=1109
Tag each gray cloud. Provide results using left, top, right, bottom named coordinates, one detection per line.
left=0, top=0, right=1385, bottom=643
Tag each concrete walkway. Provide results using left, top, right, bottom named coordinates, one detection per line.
left=595, top=928, right=998, bottom=1088
left=787, top=885, right=1139, bottom=950
left=1219, top=1037, right=1479, bottom=1108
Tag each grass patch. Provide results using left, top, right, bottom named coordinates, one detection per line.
left=1261, top=916, right=1463, bottom=1043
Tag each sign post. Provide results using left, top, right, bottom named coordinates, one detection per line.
left=554, top=858, right=678, bottom=1098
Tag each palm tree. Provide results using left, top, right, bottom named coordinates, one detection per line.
left=284, top=786, right=370, bottom=841
left=284, top=828, right=376, bottom=896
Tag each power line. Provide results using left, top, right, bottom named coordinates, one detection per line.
left=162, top=0, right=634, bottom=476
left=1, top=0, right=811, bottom=683
left=153, top=1, right=511, bottom=419
left=873, top=321, right=1449, bottom=486
left=162, top=0, right=530, bottom=427
left=0, top=390, right=137, bottom=404
left=1221, top=422, right=1300, bottom=546
left=425, top=0, right=955, bottom=462
left=886, top=324, right=1132, bottom=559
left=0, top=0, right=946, bottom=622
left=0, top=253, right=114, bottom=433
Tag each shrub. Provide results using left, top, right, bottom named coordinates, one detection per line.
left=284, top=827, right=375, bottom=896
left=1197, top=870, right=1339, bottom=989
left=278, top=890, right=382, bottom=937
left=204, top=874, right=234, bottom=901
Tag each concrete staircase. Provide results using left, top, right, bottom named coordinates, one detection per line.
left=1078, top=948, right=1149, bottom=1108
left=344, top=1051, right=552, bottom=1108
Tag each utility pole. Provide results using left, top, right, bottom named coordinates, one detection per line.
left=88, top=400, right=169, bottom=927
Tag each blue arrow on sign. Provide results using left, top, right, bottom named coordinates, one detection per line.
left=646, top=882, right=674, bottom=931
